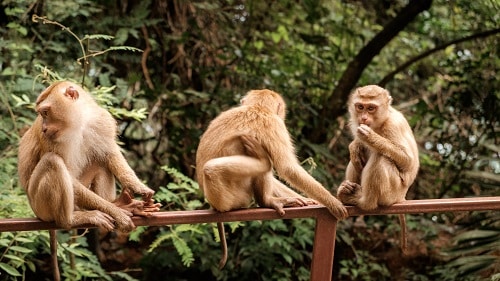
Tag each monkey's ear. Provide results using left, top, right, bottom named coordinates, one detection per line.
left=388, top=95, right=393, bottom=105
left=64, top=86, right=80, bottom=100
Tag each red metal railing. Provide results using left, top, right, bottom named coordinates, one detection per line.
left=1, top=197, right=499, bottom=280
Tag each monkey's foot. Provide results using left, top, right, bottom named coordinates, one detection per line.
left=114, top=212, right=136, bottom=233
left=114, top=190, right=161, bottom=217
left=267, top=197, right=315, bottom=216
left=337, top=180, right=361, bottom=205
left=73, top=210, right=116, bottom=232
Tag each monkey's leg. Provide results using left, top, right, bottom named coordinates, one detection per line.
left=89, top=167, right=116, bottom=201
left=345, top=158, right=362, bottom=182
left=357, top=156, right=385, bottom=210
left=28, top=153, right=118, bottom=230
left=72, top=182, right=135, bottom=232
left=253, top=174, right=311, bottom=216
left=27, top=153, right=77, bottom=229
left=378, top=157, right=407, bottom=207
left=272, top=178, right=318, bottom=205
left=202, top=155, right=269, bottom=211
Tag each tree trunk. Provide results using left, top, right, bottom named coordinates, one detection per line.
left=312, top=0, right=433, bottom=143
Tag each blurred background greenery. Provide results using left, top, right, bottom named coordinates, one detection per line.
left=0, top=0, right=498, bottom=280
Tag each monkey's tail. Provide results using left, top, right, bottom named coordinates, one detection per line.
left=217, top=222, right=228, bottom=269
left=49, top=229, right=61, bottom=281
left=399, top=214, right=408, bottom=255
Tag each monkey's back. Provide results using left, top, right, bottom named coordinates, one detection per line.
left=195, top=104, right=280, bottom=189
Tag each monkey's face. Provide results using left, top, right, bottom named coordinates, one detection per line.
left=354, top=102, right=378, bottom=127
left=35, top=83, right=84, bottom=142
left=36, top=105, right=63, bottom=141
left=36, top=97, right=74, bottom=142
left=349, top=85, right=391, bottom=129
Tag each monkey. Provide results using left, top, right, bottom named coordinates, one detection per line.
left=337, top=85, right=419, bottom=253
left=18, top=81, right=161, bottom=232
left=196, top=89, right=349, bottom=268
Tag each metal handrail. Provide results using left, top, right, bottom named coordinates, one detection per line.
left=1, top=197, right=499, bottom=280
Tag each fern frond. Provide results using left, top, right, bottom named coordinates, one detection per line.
left=82, top=34, right=114, bottom=41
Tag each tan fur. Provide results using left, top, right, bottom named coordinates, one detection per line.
left=196, top=89, right=348, bottom=268
left=18, top=81, right=160, bottom=232
left=337, top=85, right=419, bottom=253
left=197, top=89, right=348, bottom=218
left=338, top=85, right=419, bottom=209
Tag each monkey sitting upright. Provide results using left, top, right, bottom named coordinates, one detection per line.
left=337, top=85, right=419, bottom=252
left=18, top=81, right=161, bottom=232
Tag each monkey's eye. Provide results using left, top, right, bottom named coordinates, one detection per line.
left=39, top=109, right=49, bottom=118
left=367, top=106, right=377, bottom=112
left=356, top=104, right=364, bottom=111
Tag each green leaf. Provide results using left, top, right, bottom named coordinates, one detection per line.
left=454, top=230, right=499, bottom=243
left=0, top=262, right=22, bottom=276
left=9, top=246, right=33, bottom=254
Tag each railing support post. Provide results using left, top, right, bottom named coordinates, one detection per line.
left=310, top=211, right=337, bottom=281
left=49, top=229, right=60, bottom=281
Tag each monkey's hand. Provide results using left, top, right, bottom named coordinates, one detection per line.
left=356, top=124, right=373, bottom=138
left=114, top=189, right=161, bottom=217
left=132, top=184, right=163, bottom=210
left=326, top=198, right=349, bottom=220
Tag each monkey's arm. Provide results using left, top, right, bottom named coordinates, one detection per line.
left=105, top=148, right=161, bottom=205
left=357, top=124, right=415, bottom=171
left=348, top=140, right=366, bottom=173
left=267, top=131, right=348, bottom=220
left=106, top=150, right=152, bottom=194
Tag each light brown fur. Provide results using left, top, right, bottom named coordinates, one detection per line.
left=337, top=85, right=419, bottom=252
left=196, top=89, right=348, bottom=268
left=18, top=81, right=160, bottom=232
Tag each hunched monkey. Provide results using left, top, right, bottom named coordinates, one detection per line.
left=18, top=81, right=161, bottom=231
left=337, top=85, right=419, bottom=252
left=196, top=89, right=348, bottom=268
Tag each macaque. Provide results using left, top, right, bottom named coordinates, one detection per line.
left=18, top=81, right=161, bottom=233
left=196, top=89, right=348, bottom=268
left=337, top=85, right=419, bottom=252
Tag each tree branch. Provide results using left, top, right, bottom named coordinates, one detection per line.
left=323, top=0, right=432, bottom=123
left=379, top=28, right=500, bottom=86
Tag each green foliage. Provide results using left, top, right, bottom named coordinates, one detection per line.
left=0, top=0, right=498, bottom=280
left=339, top=250, right=390, bottom=281
left=144, top=166, right=204, bottom=267
left=0, top=232, right=38, bottom=279
left=0, top=6, right=151, bottom=279
left=433, top=212, right=500, bottom=280
left=139, top=169, right=315, bottom=280
left=154, top=166, right=204, bottom=210
left=148, top=225, right=201, bottom=267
